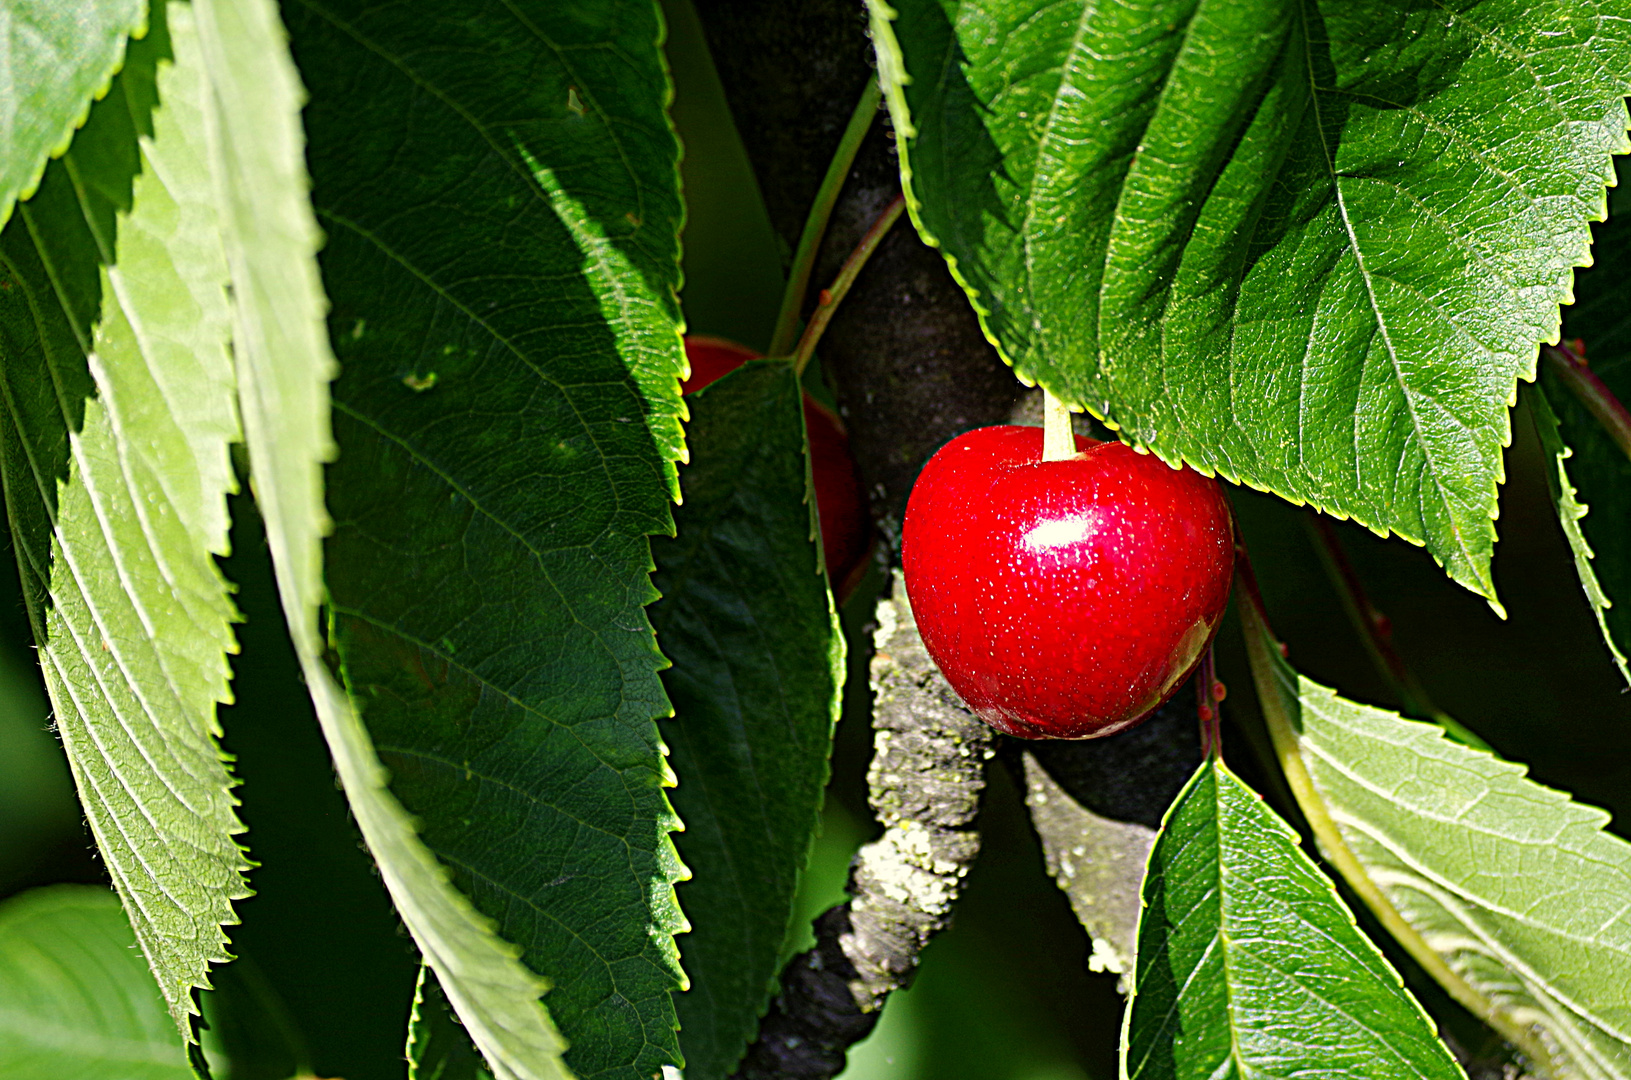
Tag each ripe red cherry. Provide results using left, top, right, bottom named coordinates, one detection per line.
left=682, top=336, right=872, bottom=600
left=902, top=425, right=1233, bottom=739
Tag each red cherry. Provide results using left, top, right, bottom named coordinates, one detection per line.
left=682, top=336, right=873, bottom=600
left=901, top=425, right=1233, bottom=739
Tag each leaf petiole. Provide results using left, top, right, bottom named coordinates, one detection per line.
left=768, top=78, right=883, bottom=357
left=789, top=194, right=904, bottom=377
left=1303, top=513, right=1489, bottom=750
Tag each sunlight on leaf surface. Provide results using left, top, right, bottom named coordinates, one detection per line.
left=0, top=3, right=247, bottom=1041
left=0, top=0, right=146, bottom=230
left=1242, top=595, right=1631, bottom=1078
left=651, top=361, right=843, bottom=1080
left=0, top=886, right=193, bottom=1080
left=190, top=0, right=574, bottom=1077
left=1125, top=758, right=1466, bottom=1080
left=869, top=0, right=1631, bottom=602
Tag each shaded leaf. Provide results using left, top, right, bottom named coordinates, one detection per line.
left=650, top=361, right=843, bottom=1080
left=189, top=1, right=573, bottom=1078
left=0, top=885, right=192, bottom=1080
left=1545, top=154, right=1631, bottom=685
left=0, top=0, right=146, bottom=229
left=0, top=1, right=248, bottom=1042
left=1527, top=382, right=1630, bottom=685
left=277, top=2, right=689, bottom=1078
left=410, top=965, right=495, bottom=1080
left=1241, top=589, right=1631, bottom=1077
left=869, top=0, right=1631, bottom=600
left=1125, top=758, right=1465, bottom=1080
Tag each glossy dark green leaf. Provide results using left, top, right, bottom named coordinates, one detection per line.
left=281, top=3, right=689, bottom=1078
left=869, top=0, right=1631, bottom=602
left=1124, top=759, right=1464, bottom=1080
left=192, top=0, right=572, bottom=1075
left=0, top=886, right=192, bottom=1080
left=1545, top=154, right=1631, bottom=685
left=0, top=3, right=249, bottom=1043
left=650, top=361, right=842, bottom=1080
left=0, top=0, right=146, bottom=229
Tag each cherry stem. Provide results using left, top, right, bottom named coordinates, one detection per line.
left=1543, top=342, right=1631, bottom=464
left=790, top=194, right=905, bottom=378
left=768, top=78, right=883, bottom=358
left=1041, top=389, right=1074, bottom=461
left=1197, top=645, right=1222, bottom=760
left=1303, top=514, right=1489, bottom=750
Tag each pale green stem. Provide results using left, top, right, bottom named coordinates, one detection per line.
left=1041, top=390, right=1074, bottom=461
left=790, top=194, right=904, bottom=378
left=768, top=79, right=883, bottom=358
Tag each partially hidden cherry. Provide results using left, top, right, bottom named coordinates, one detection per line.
left=902, top=425, right=1233, bottom=739
left=682, top=335, right=873, bottom=600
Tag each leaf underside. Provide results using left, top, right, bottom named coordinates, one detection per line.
left=870, top=0, right=1631, bottom=601
left=1545, top=153, right=1631, bottom=686
left=0, top=0, right=147, bottom=230
left=280, top=2, right=690, bottom=1078
left=1125, top=759, right=1466, bottom=1080
left=0, top=3, right=248, bottom=1041
left=190, top=0, right=573, bottom=1078
left=1254, top=638, right=1631, bottom=1079
left=0, top=886, right=192, bottom=1080
left=650, top=361, right=843, bottom=1080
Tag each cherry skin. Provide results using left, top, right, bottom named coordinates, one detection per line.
left=682, top=336, right=873, bottom=600
left=901, top=425, right=1233, bottom=739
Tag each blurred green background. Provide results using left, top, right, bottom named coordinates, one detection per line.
left=1, top=6, right=1626, bottom=1079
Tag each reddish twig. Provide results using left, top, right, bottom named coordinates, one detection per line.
left=1543, top=342, right=1631, bottom=463
left=790, top=195, right=906, bottom=377
left=1303, top=514, right=1489, bottom=750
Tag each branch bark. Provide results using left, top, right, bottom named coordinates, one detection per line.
left=731, top=571, right=993, bottom=1080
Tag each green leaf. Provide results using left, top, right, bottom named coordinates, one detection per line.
left=188, top=1, right=574, bottom=1078
left=868, top=0, right=1631, bottom=601
left=1527, top=381, right=1631, bottom=686
left=650, top=361, right=843, bottom=1080
left=1124, top=758, right=1465, bottom=1080
left=0, top=1, right=248, bottom=1044
left=1543, top=154, right=1631, bottom=686
left=1241, top=589, right=1631, bottom=1077
left=0, top=0, right=146, bottom=230
left=410, top=965, right=495, bottom=1080
left=278, top=3, right=689, bottom=1079
left=0, top=885, right=192, bottom=1080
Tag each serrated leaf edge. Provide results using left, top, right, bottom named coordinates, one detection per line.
left=1238, top=588, right=1560, bottom=1071
left=867, top=0, right=1631, bottom=610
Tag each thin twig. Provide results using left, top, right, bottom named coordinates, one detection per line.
left=768, top=80, right=883, bottom=357
left=790, top=195, right=905, bottom=378
left=733, top=571, right=992, bottom=1080
left=1196, top=646, right=1221, bottom=759
left=1303, top=514, right=1489, bottom=750
left=1543, top=342, right=1631, bottom=463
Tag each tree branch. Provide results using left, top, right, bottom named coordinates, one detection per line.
left=731, top=571, right=993, bottom=1080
